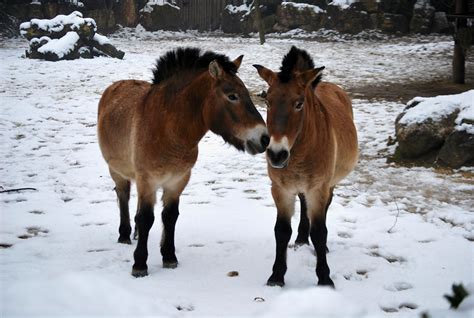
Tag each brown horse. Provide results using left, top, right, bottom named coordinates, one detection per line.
left=98, top=47, right=269, bottom=277
left=254, top=46, right=358, bottom=287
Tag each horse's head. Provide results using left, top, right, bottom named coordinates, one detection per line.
left=205, top=56, right=269, bottom=155
left=254, top=46, right=324, bottom=168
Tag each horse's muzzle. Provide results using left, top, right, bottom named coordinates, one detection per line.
left=267, top=148, right=289, bottom=169
left=246, top=133, right=270, bottom=154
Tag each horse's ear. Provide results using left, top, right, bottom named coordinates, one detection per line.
left=253, top=64, right=276, bottom=86
left=209, top=60, right=223, bottom=79
left=297, top=66, right=325, bottom=88
left=233, top=55, right=244, bottom=70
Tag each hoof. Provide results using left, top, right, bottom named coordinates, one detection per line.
left=318, top=277, right=335, bottom=288
left=163, top=261, right=178, bottom=269
left=118, top=236, right=132, bottom=245
left=294, top=238, right=310, bottom=246
left=267, top=274, right=285, bottom=287
left=131, top=267, right=148, bottom=278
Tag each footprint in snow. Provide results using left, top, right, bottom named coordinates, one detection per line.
left=384, top=281, right=413, bottom=292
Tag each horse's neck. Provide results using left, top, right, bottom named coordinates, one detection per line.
left=299, top=90, right=330, bottom=146
left=172, top=72, right=212, bottom=145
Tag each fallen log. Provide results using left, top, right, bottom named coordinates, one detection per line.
left=84, top=33, right=125, bottom=59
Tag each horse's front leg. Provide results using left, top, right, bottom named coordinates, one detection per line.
left=160, top=172, right=190, bottom=269
left=307, top=187, right=334, bottom=287
left=132, top=178, right=157, bottom=277
left=267, top=185, right=295, bottom=287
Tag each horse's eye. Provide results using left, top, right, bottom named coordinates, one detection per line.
left=295, top=101, right=304, bottom=111
left=227, top=93, right=239, bottom=101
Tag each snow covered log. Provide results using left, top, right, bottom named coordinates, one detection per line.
left=84, top=34, right=125, bottom=59
left=394, top=90, right=474, bottom=168
left=20, top=11, right=124, bottom=61
left=20, top=11, right=96, bottom=41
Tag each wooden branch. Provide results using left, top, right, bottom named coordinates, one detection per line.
left=0, top=187, right=38, bottom=193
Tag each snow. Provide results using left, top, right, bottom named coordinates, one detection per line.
left=141, top=0, right=180, bottom=13
left=93, top=33, right=111, bottom=45
left=281, top=1, right=326, bottom=14
left=399, top=90, right=474, bottom=134
left=225, top=3, right=252, bottom=15
left=36, top=31, right=80, bottom=58
left=20, top=11, right=96, bottom=35
left=1, top=30, right=473, bottom=317
left=329, top=0, right=356, bottom=10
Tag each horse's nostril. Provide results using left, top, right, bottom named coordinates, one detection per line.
left=261, top=134, right=270, bottom=148
left=279, top=150, right=289, bottom=162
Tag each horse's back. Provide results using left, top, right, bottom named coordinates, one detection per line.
left=97, top=80, right=151, bottom=179
left=316, top=82, right=358, bottom=184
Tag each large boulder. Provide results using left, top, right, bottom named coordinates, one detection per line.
left=394, top=90, right=474, bottom=168
left=438, top=129, right=474, bottom=168
left=409, top=0, right=435, bottom=34
left=275, top=1, right=326, bottom=32
left=139, top=0, right=181, bottom=31
left=325, top=3, right=375, bottom=34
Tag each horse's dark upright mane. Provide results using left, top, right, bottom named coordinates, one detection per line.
left=152, top=47, right=237, bottom=85
left=279, top=46, right=322, bottom=87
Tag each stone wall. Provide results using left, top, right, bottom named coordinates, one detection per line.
left=0, top=0, right=456, bottom=37
left=222, top=0, right=453, bottom=35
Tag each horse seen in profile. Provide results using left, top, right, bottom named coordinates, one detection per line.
left=254, top=46, right=358, bottom=287
left=98, top=47, right=269, bottom=277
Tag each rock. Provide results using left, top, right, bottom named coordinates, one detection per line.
left=432, top=11, right=449, bottom=33
left=325, top=4, right=375, bottom=34
left=275, top=2, right=326, bottom=32
left=377, top=13, right=409, bottom=33
left=438, top=130, right=474, bottom=168
left=410, top=0, right=435, bottom=34
left=395, top=110, right=458, bottom=158
left=221, top=5, right=254, bottom=34
left=139, top=1, right=181, bottom=31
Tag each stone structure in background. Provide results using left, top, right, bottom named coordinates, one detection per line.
left=0, top=0, right=464, bottom=36
left=394, top=90, right=474, bottom=168
left=20, top=11, right=125, bottom=61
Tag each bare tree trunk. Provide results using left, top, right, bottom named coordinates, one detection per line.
left=254, top=0, right=265, bottom=45
left=453, top=0, right=467, bottom=84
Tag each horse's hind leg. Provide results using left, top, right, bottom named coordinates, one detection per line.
left=132, top=177, right=157, bottom=277
left=110, top=169, right=132, bottom=244
left=160, top=172, right=191, bottom=269
left=295, top=193, right=310, bottom=246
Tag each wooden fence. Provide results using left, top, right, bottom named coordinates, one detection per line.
left=173, top=0, right=245, bottom=30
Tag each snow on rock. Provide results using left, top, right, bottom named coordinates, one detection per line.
left=225, top=3, right=252, bottom=16
left=400, top=90, right=474, bottom=133
left=141, top=0, right=180, bottom=13
left=37, top=31, right=80, bottom=59
left=328, top=0, right=356, bottom=10
left=281, top=1, right=326, bottom=14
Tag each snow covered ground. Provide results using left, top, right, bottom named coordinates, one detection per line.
left=1, top=29, right=473, bottom=316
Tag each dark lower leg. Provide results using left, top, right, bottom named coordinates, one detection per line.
left=295, top=194, right=309, bottom=245
left=310, top=217, right=334, bottom=287
left=160, top=201, right=179, bottom=268
left=267, top=216, right=292, bottom=287
left=132, top=203, right=155, bottom=277
left=116, top=182, right=131, bottom=244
